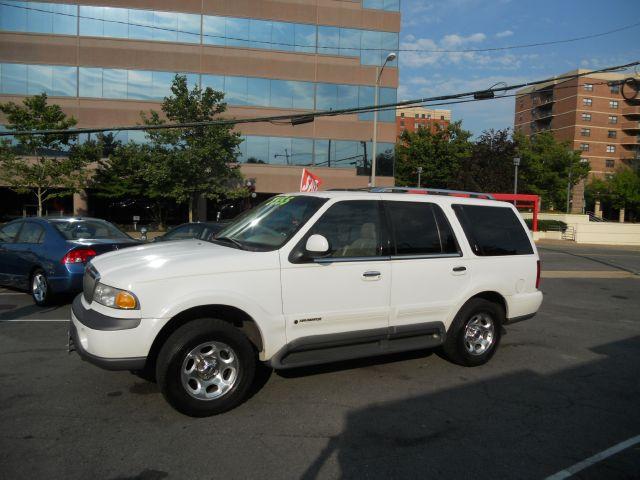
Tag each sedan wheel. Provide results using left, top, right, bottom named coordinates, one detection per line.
left=31, top=270, right=51, bottom=306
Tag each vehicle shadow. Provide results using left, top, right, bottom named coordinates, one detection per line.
left=0, top=303, right=63, bottom=320
left=298, top=336, right=640, bottom=479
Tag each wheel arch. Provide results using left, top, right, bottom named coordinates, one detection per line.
left=145, top=304, right=264, bottom=374
left=465, top=291, right=508, bottom=319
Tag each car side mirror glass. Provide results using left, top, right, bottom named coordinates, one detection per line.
left=305, top=234, right=329, bottom=255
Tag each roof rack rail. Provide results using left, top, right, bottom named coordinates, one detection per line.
left=326, top=187, right=495, bottom=200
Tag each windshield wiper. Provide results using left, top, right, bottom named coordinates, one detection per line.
left=213, top=236, right=245, bottom=250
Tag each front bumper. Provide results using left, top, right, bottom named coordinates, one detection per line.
left=69, top=322, right=146, bottom=371
left=69, top=294, right=149, bottom=371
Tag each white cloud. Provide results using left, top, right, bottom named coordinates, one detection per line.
left=495, top=30, right=514, bottom=38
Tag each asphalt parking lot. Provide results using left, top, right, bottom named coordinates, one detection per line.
left=1, top=241, right=639, bottom=479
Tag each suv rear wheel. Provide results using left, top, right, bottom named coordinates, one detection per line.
left=441, top=298, right=503, bottom=367
left=156, top=318, right=256, bottom=417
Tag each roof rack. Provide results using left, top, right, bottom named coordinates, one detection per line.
left=328, top=187, right=495, bottom=200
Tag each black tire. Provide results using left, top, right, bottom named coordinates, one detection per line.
left=156, top=318, right=257, bottom=417
left=31, top=269, right=54, bottom=306
left=441, top=298, right=504, bottom=367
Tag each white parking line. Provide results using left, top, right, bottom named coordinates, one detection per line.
left=0, top=292, right=28, bottom=295
left=545, top=434, right=640, bottom=480
left=0, top=319, right=69, bottom=322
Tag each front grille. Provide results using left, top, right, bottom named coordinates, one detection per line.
left=83, top=264, right=99, bottom=303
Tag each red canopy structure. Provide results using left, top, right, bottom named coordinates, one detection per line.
left=491, top=193, right=541, bottom=232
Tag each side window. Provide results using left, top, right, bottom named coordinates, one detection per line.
left=165, top=225, right=202, bottom=240
left=16, top=222, right=45, bottom=244
left=452, top=205, right=533, bottom=256
left=308, top=200, right=382, bottom=258
left=385, top=201, right=460, bottom=256
left=0, top=222, right=23, bottom=242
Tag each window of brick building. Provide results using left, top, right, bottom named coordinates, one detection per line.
left=583, top=98, right=592, bottom=106
left=610, top=84, right=620, bottom=94
left=583, top=83, right=593, bottom=91
left=608, top=130, right=617, bottom=138
left=580, top=143, right=589, bottom=151
left=609, top=100, right=618, bottom=109
left=580, top=128, right=590, bottom=137
left=400, top=112, right=404, bottom=117
left=606, top=159, right=615, bottom=168
left=581, top=113, right=591, bottom=121
left=606, top=145, right=616, bottom=153
left=441, top=115, right=445, bottom=120
left=609, top=115, right=618, bottom=124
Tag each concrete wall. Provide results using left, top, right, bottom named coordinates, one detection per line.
left=574, top=222, right=640, bottom=245
left=521, top=212, right=591, bottom=225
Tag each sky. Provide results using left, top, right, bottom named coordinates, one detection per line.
left=397, top=0, right=640, bottom=137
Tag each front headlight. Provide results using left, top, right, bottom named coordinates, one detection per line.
left=93, top=282, right=139, bottom=310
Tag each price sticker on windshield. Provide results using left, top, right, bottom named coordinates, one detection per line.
left=266, top=196, right=294, bottom=207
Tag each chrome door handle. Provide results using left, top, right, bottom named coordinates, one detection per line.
left=362, top=271, right=381, bottom=278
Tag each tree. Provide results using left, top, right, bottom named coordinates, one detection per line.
left=142, top=75, right=246, bottom=221
left=514, top=131, right=589, bottom=210
left=395, top=122, right=473, bottom=188
left=455, top=129, right=516, bottom=193
left=0, top=94, right=95, bottom=216
left=586, top=168, right=640, bottom=221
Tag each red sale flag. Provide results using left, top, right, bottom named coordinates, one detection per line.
left=299, top=168, right=323, bottom=192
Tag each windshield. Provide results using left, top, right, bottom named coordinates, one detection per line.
left=52, top=219, right=129, bottom=240
left=214, top=195, right=327, bottom=251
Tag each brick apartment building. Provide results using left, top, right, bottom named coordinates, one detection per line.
left=397, top=106, right=451, bottom=137
left=514, top=69, right=640, bottom=213
left=0, top=0, right=400, bottom=221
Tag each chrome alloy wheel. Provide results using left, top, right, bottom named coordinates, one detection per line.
left=463, top=313, right=495, bottom=356
left=181, top=341, right=239, bottom=400
left=32, top=273, right=47, bottom=303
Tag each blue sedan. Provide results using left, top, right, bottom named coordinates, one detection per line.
left=0, top=217, right=140, bottom=306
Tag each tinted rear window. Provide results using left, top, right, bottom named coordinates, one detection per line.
left=385, top=201, right=459, bottom=256
left=452, top=205, right=533, bottom=256
left=51, top=220, right=128, bottom=240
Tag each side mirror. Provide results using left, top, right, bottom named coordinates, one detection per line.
left=305, top=234, right=330, bottom=255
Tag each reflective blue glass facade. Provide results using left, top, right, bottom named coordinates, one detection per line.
left=0, top=63, right=397, bottom=122
left=0, top=2, right=399, bottom=66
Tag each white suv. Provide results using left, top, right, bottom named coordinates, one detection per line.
left=70, top=190, right=543, bottom=416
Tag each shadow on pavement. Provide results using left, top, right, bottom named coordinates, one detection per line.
left=300, top=336, right=640, bottom=479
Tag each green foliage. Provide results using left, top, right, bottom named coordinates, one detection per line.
left=94, top=75, right=246, bottom=222
left=0, top=94, right=95, bottom=215
left=585, top=167, right=640, bottom=220
left=395, top=121, right=473, bottom=188
left=514, top=131, right=589, bottom=209
left=456, top=129, right=516, bottom=193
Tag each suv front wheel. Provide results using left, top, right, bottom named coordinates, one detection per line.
left=441, top=298, right=503, bottom=367
left=156, top=318, right=257, bottom=417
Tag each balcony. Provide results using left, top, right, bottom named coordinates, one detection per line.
left=622, top=104, right=640, bottom=116
left=621, top=120, right=640, bottom=131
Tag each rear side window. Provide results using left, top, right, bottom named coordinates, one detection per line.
left=385, top=201, right=460, bottom=256
left=452, top=205, right=533, bottom=256
left=0, top=221, right=23, bottom=242
left=16, top=222, right=45, bottom=244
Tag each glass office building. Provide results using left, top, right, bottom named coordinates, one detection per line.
left=0, top=1, right=400, bottom=215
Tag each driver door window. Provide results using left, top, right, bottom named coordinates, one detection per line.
left=306, top=200, right=384, bottom=259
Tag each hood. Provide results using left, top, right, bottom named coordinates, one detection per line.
left=89, top=239, right=278, bottom=288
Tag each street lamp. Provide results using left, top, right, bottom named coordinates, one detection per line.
left=417, top=166, right=423, bottom=187
left=513, top=157, right=521, bottom=195
left=370, top=52, right=397, bottom=187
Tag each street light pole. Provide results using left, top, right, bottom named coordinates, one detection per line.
left=370, top=52, right=396, bottom=187
left=417, top=166, right=423, bottom=187
left=513, top=157, right=520, bottom=195
left=566, top=166, right=572, bottom=213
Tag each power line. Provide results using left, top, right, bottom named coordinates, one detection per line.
left=1, top=1, right=639, bottom=54
left=0, top=60, right=638, bottom=137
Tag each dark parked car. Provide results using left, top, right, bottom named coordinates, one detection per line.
left=0, top=217, right=140, bottom=305
left=153, top=222, right=225, bottom=242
